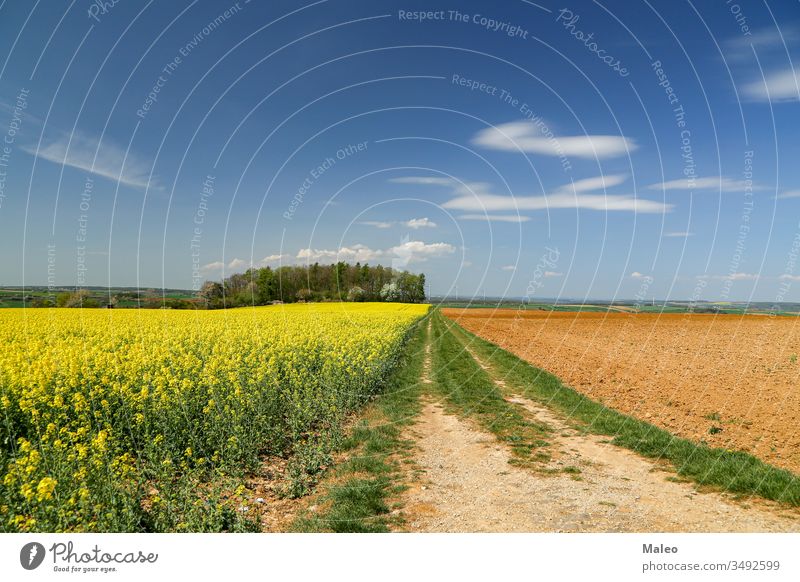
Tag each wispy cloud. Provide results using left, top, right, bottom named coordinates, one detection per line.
left=647, top=176, right=766, bottom=192
left=458, top=214, right=531, bottom=223
left=359, top=220, right=393, bottom=229
left=777, top=189, right=800, bottom=199
left=21, top=131, right=156, bottom=189
left=544, top=271, right=562, bottom=277
left=359, top=217, right=437, bottom=229
left=663, top=231, right=693, bottom=238
left=630, top=271, right=647, bottom=279
left=724, top=272, right=759, bottom=281
left=442, top=174, right=671, bottom=214
left=742, top=68, right=800, bottom=102
left=388, top=176, right=454, bottom=185
left=725, top=26, right=800, bottom=61
left=501, top=265, right=516, bottom=271
left=700, top=272, right=760, bottom=281
left=472, top=121, right=636, bottom=159
left=779, top=274, right=800, bottom=281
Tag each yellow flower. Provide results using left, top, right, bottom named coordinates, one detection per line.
left=36, top=477, right=57, bottom=501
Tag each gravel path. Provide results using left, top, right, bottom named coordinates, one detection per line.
left=402, top=334, right=800, bottom=532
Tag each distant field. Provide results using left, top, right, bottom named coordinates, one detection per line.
left=0, top=287, right=197, bottom=308
left=444, top=308, right=800, bottom=474
left=435, top=299, right=800, bottom=316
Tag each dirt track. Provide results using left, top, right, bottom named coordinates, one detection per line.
left=443, top=309, right=800, bottom=473
left=404, top=400, right=799, bottom=532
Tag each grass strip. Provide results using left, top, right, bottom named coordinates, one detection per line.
left=429, top=312, right=551, bottom=465
left=293, top=316, right=429, bottom=532
left=445, top=312, right=800, bottom=506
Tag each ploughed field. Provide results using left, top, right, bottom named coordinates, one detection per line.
left=443, top=308, right=800, bottom=474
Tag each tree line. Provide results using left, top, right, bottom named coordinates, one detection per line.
left=199, top=262, right=426, bottom=308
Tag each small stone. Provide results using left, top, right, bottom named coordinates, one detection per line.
left=255, top=497, right=265, bottom=504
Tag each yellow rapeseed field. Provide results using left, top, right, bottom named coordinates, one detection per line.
left=0, top=303, right=428, bottom=532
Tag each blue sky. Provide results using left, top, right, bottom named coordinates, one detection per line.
left=1, top=0, right=799, bottom=302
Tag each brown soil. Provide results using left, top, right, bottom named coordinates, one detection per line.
left=443, top=308, right=800, bottom=473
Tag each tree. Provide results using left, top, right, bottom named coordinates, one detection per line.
left=380, top=282, right=401, bottom=302
left=347, top=286, right=365, bottom=302
left=198, top=281, right=223, bottom=308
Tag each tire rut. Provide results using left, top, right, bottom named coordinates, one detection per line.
left=402, top=327, right=800, bottom=532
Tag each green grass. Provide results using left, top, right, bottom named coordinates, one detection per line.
left=293, top=316, right=429, bottom=532
left=444, top=312, right=800, bottom=506
left=429, top=312, right=551, bottom=466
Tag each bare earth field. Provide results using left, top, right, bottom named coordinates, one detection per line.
left=443, top=309, right=800, bottom=474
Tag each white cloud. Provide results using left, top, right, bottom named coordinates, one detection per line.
left=359, top=221, right=394, bottom=229
left=444, top=190, right=670, bottom=213
left=779, top=274, right=800, bottom=281
left=742, top=68, right=799, bottom=102
left=544, top=271, right=563, bottom=277
left=297, top=244, right=381, bottom=264
left=777, top=190, right=800, bottom=199
left=201, top=254, right=289, bottom=275
left=458, top=214, right=531, bottom=223
left=726, top=272, right=759, bottom=281
left=22, top=131, right=156, bottom=189
left=725, top=27, right=800, bottom=62
left=568, top=174, right=629, bottom=192
left=501, top=265, right=516, bottom=271
left=387, top=240, right=455, bottom=263
left=388, top=176, right=454, bottom=185
left=200, top=261, right=225, bottom=274
left=227, top=258, right=248, bottom=272
left=647, top=176, right=765, bottom=192
left=297, top=241, right=455, bottom=266
left=258, top=254, right=289, bottom=265
left=404, top=217, right=437, bottom=229
left=702, top=272, right=759, bottom=281
left=441, top=174, right=670, bottom=214
left=472, top=121, right=637, bottom=159
left=359, top=217, right=437, bottom=229
left=630, top=271, right=646, bottom=279
left=664, top=231, right=693, bottom=238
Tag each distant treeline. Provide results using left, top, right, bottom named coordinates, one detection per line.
left=199, top=262, right=426, bottom=308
